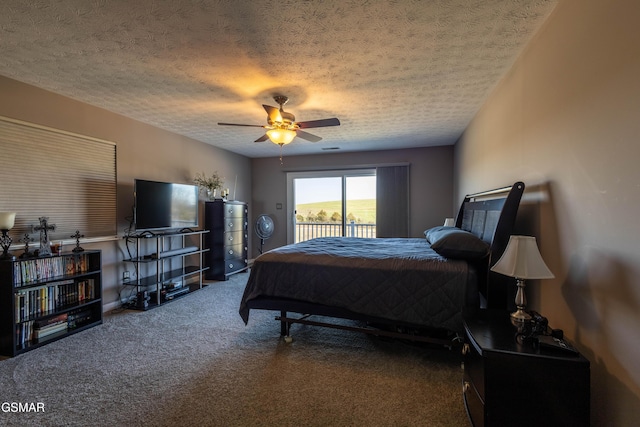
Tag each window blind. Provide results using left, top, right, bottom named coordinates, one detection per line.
left=375, top=165, right=409, bottom=237
left=0, top=116, right=117, bottom=244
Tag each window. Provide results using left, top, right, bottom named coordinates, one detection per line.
left=286, top=169, right=376, bottom=243
left=0, top=116, right=117, bottom=241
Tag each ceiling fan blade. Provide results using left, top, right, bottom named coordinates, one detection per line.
left=218, top=122, right=266, bottom=128
left=296, top=130, right=322, bottom=142
left=263, top=105, right=282, bottom=123
left=254, top=134, right=270, bottom=143
left=296, top=118, right=340, bottom=129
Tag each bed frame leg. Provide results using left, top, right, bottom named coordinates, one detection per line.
left=280, top=311, right=293, bottom=343
left=280, top=311, right=287, bottom=335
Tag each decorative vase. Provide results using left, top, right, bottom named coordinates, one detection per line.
left=206, top=188, right=218, bottom=200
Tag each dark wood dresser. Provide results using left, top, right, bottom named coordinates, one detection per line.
left=204, top=200, right=248, bottom=281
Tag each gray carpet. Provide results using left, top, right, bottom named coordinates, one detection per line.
left=0, top=272, right=468, bottom=427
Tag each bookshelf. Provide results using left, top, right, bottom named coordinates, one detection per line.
left=0, top=250, right=103, bottom=357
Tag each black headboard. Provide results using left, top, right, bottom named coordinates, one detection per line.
left=455, top=182, right=525, bottom=309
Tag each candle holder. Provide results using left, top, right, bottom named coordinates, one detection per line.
left=19, top=233, right=34, bottom=259
left=0, top=229, right=13, bottom=259
left=0, top=212, right=17, bottom=260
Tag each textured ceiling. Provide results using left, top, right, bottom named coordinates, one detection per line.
left=0, top=0, right=557, bottom=158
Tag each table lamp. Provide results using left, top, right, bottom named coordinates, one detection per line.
left=0, top=212, right=17, bottom=259
left=490, top=235, right=554, bottom=322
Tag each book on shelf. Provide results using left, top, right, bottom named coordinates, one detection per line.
left=12, top=278, right=97, bottom=323
left=34, top=313, right=68, bottom=329
left=12, top=253, right=91, bottom=287
left=14, top=279, right=74, bottom=322
left=67, top=308, right=94, bottom=329
left=77, top=279, right=96, bottom=302
left=16, top=320, right=34, bottom=347
left=14, top=306, right=95, bottom=346
left=15, top=313, right=70, bottom=345
left=34, top=322, right=68, bottom=340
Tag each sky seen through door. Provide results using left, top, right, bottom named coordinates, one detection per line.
left=295, top=176, right=376, bottom=204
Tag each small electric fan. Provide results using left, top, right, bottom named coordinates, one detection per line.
left=255, top=214, right=274, bottom=254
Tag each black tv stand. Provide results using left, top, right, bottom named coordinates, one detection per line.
left=123, top=230, right=209, bottom=310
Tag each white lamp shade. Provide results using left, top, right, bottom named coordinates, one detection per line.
left=266, top=128, right=296, bottom=145
left=0, top=212, right=16, bottom=230
left=491, top=235, right=554, bottom=279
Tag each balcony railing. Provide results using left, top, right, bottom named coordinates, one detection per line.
left=295, top=221, right=377, bottom=242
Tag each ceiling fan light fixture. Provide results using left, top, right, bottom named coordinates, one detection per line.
left=266, top=128, right=296, bottom=145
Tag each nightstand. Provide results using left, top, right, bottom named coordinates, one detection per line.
left=462, top=310, right=590, bottom=427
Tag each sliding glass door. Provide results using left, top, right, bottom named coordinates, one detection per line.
left=345, top=175, right=377, bottom=239
left=286, top=170, right=376, bottom=243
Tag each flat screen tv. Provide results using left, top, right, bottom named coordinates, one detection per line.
left=134, top=179, right=199, bottom=232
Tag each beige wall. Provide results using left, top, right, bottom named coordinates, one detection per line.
left=0, top=75, right=251, bottom=311
left=251, top=146, right=454, bottom=257
left=454, top=0, right=640, bottom=425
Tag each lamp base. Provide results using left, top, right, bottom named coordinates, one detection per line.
left=510, top=278, right=531, bottom=323
left=510, top=308, right=532, bottom=323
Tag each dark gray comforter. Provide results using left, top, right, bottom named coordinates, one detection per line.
left=239, top=237, right=476, bottom=333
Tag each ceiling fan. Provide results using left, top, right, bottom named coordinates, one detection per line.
left=218, top=95, right=340, bottom=146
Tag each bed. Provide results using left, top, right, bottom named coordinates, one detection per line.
left=240, top=182, right=525, bottom=346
